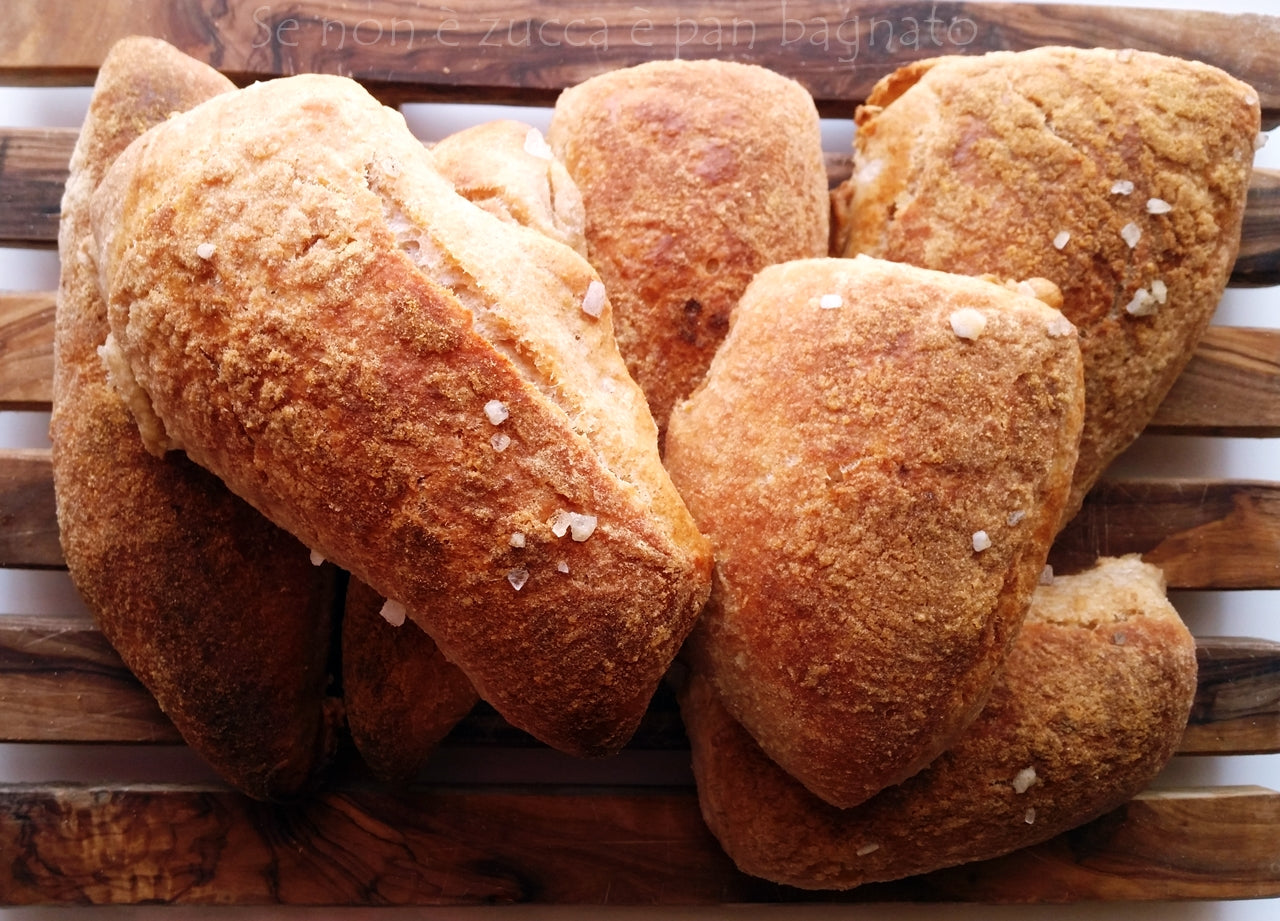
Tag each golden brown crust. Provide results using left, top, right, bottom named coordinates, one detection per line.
left=548, top=60, right=830, bottom=440
left=679, top=556, right=1198, bottom=890
left=833, top=47, right=1260, bottom=527
left=431, top=120, right=587, bottom=256
left=341, top=577, right=478, bottom=781
left=665, top=256, right=1084, bottom=808
left=92, top=74, right=712, bottom=758
left=51, top=37, right=339, bottom=800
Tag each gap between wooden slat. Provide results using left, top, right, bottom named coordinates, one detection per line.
left=0, top=614, right=1274, bottom=755
left=2, top=289, right=1276, bottom=430
left=4, top=127, right=1279, bottom=285
left=0, top=782, right=1274, bottom=905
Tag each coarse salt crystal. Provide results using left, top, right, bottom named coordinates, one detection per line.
left=1007, top=509, right=1026, bottom=526
left=1146, top=197, right=1172, bottom=214
left=1024, top=808, right=1037, bottom=825
left=1111, top=179, right=1135, bottom=195
left=582, top=279, right=607, bottom=318
left=949, top=307, right=987, bottom=340
left=557, top=560, right=570, bottom=574
left=1046, top=314, right=1075, bottom=338
left=491, top=433, right=511, bottom=452
left=1116, top=47, right=1135, bottom=62
left=1038, top=564, right=1055, bottom=586
left=1245, top=92, right=1259, bottom=106
left=854, top=158, right=884, bottom=185
left=196, top=242, right=216, bottom=260
left=380, top=599, right=407, bottom=627
left=1113, top=631, right=1128, bottom=646
left=507, top=568, right=530, bottom=591
left=523, top=127, right=554, bottom=160
left=1125, top=288, right=1158, bottom=317
left=1052, top=230, right=1070, bottom=250
left=484, top=399, right=509, bottom=425
left=1256, top=132, right=1270, bottom=152
left=819, top=293, right=843, bottom=310
left=1013, top=766, right=1037, bottom=793
left=972, top=530, right=992, bottom=552
left=1121, top=222, right=1142, bottom=248
left=1151, top=279, right=1168, bottom=304
left=552, top=510, right=598, bottom=542
left=309, top=549, right=325, bottom=567
left=509, top=531, right=526, bottom=548
left=855, top=843, right=880, bottom=856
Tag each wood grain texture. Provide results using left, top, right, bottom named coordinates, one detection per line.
left=0, top=127, right=66, bottom=248
left=4, top=290, right=1276, bottom=433
left=1185, top=637, right=1280, bottom=756
left=1236, top=167, right=1280, bottom=287
left=0, top=449, right=59, bottom=569
left=4, top=128, right=1279, bottom=284
left=1148, top=326, right=1280, bottom=436
left=1051, top=480, right=1280, bottom=589
left=1, top=614, right=1274, bottom=755
left=0, top=783, right=1275, bottom=905
left=0, top=290, right=56, bottom=411
left=2, top=1, right=1279, bottom=123
left=0, top=615, right=180, bottom=744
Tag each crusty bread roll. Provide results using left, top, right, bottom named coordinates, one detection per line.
left=90, top=73, right=712, bottom=759
left=832, top=47, right=1261, bottom=527
left=341, top=577, right=478, bottom=781
left=664, top=255, right=1084, bottom=808
left=51, top=37, right=339, bottom=800
left=344, top=119, right=591, bottom=779
left=431, top=120, right=587, bottom=256
left=679, top=556, right=1198, bottom=889
left=548, top=60, right=830, bottom=439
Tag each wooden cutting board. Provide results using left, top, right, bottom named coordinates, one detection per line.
left=0, top=0, right=1278, bottom=907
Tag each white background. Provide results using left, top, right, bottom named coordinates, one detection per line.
left=0, top=0, right=1276, bottom=918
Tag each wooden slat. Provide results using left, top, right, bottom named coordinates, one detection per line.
left=2, top=1, right=1279, bottom=125
left=1184, top=637, right=1280, bottom=756
left=1148, top=326, right=1280, bottom=436
left=0, top=449, right=59, bottom=569
left=0, top=614, right=179, bottom=744
left=2, top=614, right=1275, bottom=755
left=6, top=128, right=1280, bottom=286
left=0, top=290, right=56, bottom=411
left=0, top=127, right=66, bottom=248
left=0, top=782, right=1274, bottom=905
left=1236, top=166, right=1280, bottom=288
left=3, top=447, right=1279, bottom=587
left=4, top=289, right=1277, bottom=432
left=1050, top=480, right=1280, bottom=589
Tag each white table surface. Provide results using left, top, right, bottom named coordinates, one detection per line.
left=1, top=0, right=1276, bottom=918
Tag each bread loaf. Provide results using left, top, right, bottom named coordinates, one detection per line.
left=343, top=117, right=594, bottom=779
left=679, top=556, right=1198, bottom=889
left=548, top=60, right=830, bottom=439
left=832, top=47, right=1260, bottom=527
left=341, top=577, right=479, bottom=781
left=51, top=37, right=339, bottom=800
left=665, top=255, right=1084, bottom=808
left=90, top=73, right=712, bottom=758
left=431, top=119, right=587, bottom=256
